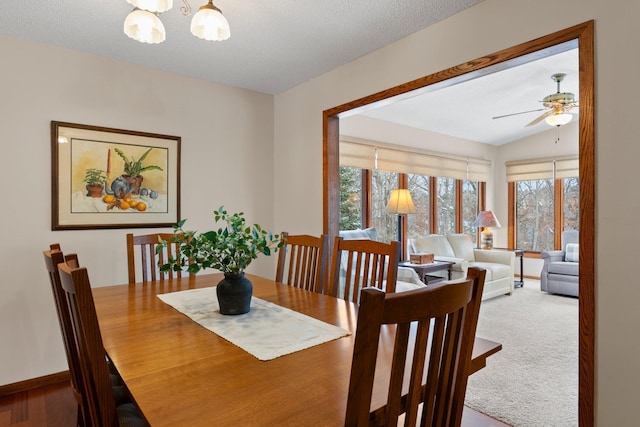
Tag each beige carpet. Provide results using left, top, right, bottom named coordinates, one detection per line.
left=464, top=280, right=578, bottom=427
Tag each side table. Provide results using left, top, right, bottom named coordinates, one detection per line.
left=398, top=260, right=455, bottom=285
left=491, top=248, right=525, bottom=288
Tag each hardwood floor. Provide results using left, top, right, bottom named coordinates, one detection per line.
left=0, top=381, right=76, bottom=427
left=0, top=380, right=509, bottom=427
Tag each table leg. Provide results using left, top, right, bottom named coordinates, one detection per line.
left=515, top=252, right=524, bottom=288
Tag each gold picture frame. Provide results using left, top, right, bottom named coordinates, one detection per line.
left=52, top=121, right=181, bottom=230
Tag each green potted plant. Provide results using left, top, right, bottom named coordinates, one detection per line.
left=113, top=147, right=163, bottom=194
left=83, top=168, right=106, bottom=198
left=158, top=206, right=283, bottom=315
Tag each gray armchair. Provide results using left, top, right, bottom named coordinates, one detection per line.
left=540, top=230, right=579, bottom=297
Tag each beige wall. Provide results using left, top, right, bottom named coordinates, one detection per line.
left=274, top=0, right=640, bottom=425
left=0, top=35, right=276, bottom=386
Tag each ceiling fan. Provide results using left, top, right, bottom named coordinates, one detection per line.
left=493, top=73, right=579, bottom=127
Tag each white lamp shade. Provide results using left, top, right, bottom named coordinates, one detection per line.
left=545, top=112, right=572, bottom=127
left=472, top=211, right=501, bottom=228
left=386, top=189, right=417, bottom=215
left=191, top=5, right=231, bottom=41
left=124, top=9, right=166, bottom=44
left=126, top=0, right=173, bottom=13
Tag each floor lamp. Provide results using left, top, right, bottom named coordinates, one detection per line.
left=473, top=210, right=502, bottom=249
left=386, top=189, right=417, bottom=260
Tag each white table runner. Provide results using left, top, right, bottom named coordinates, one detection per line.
left=157, top=287, right=350, bottom=361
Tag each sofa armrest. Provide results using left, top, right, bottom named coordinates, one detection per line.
left=434, top=256, right=469, bottom=275
left=474, top=250, right=515, bottom=270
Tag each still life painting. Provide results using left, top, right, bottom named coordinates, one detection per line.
left=52, top=121, right=181, bottom=230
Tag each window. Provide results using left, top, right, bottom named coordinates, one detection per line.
left=371, top=170, right=399, bottom=243
left=437, top=177, right=456, bottom=235
left=563, top=177, right=580, bottom=231
left=507, top=156, right=580, bottom=251
left=515, top=179, right=555, bottom=251
left=339, top=167, right=362, bottom=231
left=407, top=174, right=430, bottom=238
left=462, top=180, right=479, bottom=241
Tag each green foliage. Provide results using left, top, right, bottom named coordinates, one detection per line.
left=114, top=147, right=163, bottom=177
left=157, top=206, right=284, bottom=275
left=339, top=167, right=362, bottom=230
left=83, top=168, right=106, bottom=186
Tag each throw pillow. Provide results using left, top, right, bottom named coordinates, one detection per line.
left=446, top=234, right=476, bottom=262
left=565, top=243, right=579, bottom=262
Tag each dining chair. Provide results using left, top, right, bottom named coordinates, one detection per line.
left=328, top=236, right=399, bottom=303
left=275, top=232, right=329, bottom=293
left=344, top=267, right=486, bottom=427
left=57, top=261, right=149, bottom=427
left=43, top=244, right=88, bottom=427
left=126, top=232, right=182, bottom=284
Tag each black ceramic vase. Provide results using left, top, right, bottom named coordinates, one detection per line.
left=216, top=272, right=253, bottom=315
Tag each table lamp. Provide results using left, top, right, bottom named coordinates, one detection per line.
left=386, top=189, right=417, bottom=259
left=473, top=211, right=501, bottom=249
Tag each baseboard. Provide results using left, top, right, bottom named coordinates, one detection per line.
left=0, top=371, right=69, bottom=397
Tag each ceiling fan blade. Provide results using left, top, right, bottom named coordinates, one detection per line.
left=492, top=108, right=546, bottom=120
left=525, top=110, right=553, bottom=127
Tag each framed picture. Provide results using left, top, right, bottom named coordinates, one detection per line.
left=52, top=121, right=181, bottom=230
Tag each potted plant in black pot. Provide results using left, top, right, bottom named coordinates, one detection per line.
left=158, top=206, right=283, bottom=315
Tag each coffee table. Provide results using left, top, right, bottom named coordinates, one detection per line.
left=398, top=260, right=455, bottom=284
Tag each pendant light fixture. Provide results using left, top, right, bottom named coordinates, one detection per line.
left=123, top=0, right=230, bottom=44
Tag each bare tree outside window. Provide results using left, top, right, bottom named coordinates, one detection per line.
left=563, top=177, right=580, bottom=231
left=407, top=174, right=430, bottom=238
left=437, top=177, right=456, bottom=235
left=516, top=179, right=554, bottom=251
left=463, top=180, right=479, bottom=241
left=371, top=170, right=399, bottom=243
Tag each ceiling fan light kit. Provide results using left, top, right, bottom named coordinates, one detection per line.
left=545, top=112, right=572, bottom=127
left=493, top=72, right=578, bottom=131
left=123, top=0, right=229, bottom=44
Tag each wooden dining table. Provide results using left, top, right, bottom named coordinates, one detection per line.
left=92, top=273, right=501, bottom=426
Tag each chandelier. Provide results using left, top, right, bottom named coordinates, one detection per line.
left=124, top=0, right=230, bottom=44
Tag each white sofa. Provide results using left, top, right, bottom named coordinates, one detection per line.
left=338, top=228, right=427, bottom=294
left=408, top=234, right=515, bottom=300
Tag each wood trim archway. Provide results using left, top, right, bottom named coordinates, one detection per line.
left=323, top=20, right=595, bottom=426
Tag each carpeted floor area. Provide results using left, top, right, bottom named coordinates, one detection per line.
left=464, top=280, right=578, bottom=427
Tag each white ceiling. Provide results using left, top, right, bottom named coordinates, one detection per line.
left=0, top=0, right=578, bottom=145
left=359, top=47, right=579, bottom=146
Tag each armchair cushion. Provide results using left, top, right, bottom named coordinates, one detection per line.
left=548, top=261, right=579, bottom=276
left=565, top=243, right=579, bottom=262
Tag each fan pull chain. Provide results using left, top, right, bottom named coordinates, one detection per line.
left=555, top=125, right=560, bottom=144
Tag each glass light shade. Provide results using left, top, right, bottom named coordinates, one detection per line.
left=191, top=2, right=231, bottom=41
left=126, top=0, right=173, bottom=13
left=386, top=189, right=417, bottom=215
left=545, top=113, right=572, bottom=127
left=124, top=9, right=166, bottom=44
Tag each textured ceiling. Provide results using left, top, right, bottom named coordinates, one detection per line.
left=0, top=0, right=484, bottom=95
